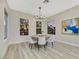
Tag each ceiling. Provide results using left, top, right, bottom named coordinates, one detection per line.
left=7, top=0, right=79, bottom=17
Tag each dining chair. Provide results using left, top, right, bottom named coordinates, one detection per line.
left=38, top=36, right=47, bottom=49
left=28, top=36, right=37, bottom=49
left=47, top=35, right=55, bottom=47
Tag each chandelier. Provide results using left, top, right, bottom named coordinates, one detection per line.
left=35, top=0, right=49, bottom=20
left=36, top=6, right=45, bottom=20
left=43, top=0, right=49, bottom=3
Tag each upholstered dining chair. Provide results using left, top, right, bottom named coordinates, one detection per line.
left=28, top=36, right=37, bottom=48
left=47, top=35, right=55, bottom=47
left=38, top=36, right=47, bottom=49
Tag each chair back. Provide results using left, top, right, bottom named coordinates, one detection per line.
left=38, top=37, right=46, bottom=45
left=47, top=36, right=54, bottom=42
left=28, top=36, right=36, bottom=43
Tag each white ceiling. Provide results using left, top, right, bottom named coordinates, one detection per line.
left=7, top=0, right=79, bottom=17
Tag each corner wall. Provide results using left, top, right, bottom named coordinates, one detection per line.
left=0, top=0, right=10, bottom=58
left=50, top=5, right=79, bottom=47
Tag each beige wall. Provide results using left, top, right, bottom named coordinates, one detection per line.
left=49, top=5, right=79, bottom=47
left=9, top=9, right=48, bottom=44
left=1, top=0, right=79, bottom=58
left=42, top=20, right=47, bottom=35
left=0, top=0, right=10, bottom=58
left=0, top=1, right=48, bottom=57
left=9, top=10, right=36, bottom=44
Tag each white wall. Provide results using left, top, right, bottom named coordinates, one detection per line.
left=49, top=5, right=79, bottom=47
left=0, top=3, right=48, bottom=57
left=1, top=0, right=79, bottom=58
left=0, top=0, right=10, bottom=58
left=8, top=10, right=36, bottom=44
left=42, top=20, right=47, bottom=35
left=9, top=10, right=48, bottom=44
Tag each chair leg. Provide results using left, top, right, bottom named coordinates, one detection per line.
left=46, top=42, right=48, bottom=46
left=29, top=44, right=33, bottom=49
left=35, top=43, right=37, bottom=48
left=30, top=44, right=32, bottom=49
left=52, top=42, right=53, bottom=47
left=38, top=45, right=39, bottom=50
left=29, top=44, right=31, bottom=48
left=44, top=45, right=46, bottom=48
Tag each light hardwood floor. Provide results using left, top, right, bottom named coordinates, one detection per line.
left=3, top=42, right=79, bottom=59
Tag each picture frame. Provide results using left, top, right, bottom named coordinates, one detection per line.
left=47, top=21, right=56, bottom=35
left=62, top=18, right=79, bottom=34
left=20, top=18, right=29, bottom=35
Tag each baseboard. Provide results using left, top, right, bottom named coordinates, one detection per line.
left=1, top=40, right=30, bottom=59
left=1, top=39, right=79, bottom=59
left=55, top=39, right=79, bottom=47
left=8, top=40, right=28, bottom=45
left=1, top=40, right=28, bottom=59
left=1, top=45, right=9, bottom=59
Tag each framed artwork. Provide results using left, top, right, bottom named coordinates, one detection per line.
left=20, top=18, right=29, bottom=35
left=47, top=25, right=56, bottom=35
left=47, top=21, right=56, bottom=35
left=62, top=18, right=79, bottom=34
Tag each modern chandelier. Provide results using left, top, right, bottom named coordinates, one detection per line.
left=43, top=0, right=49, bottom=3
left=35, top=0, right=50, bottom=20
left=36, top=6, right=45, bottom=19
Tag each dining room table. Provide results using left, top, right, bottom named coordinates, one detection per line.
left=31, top=34, right=49, bottom=41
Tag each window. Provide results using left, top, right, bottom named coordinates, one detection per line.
left=4, top=10, right=8, bottom=39
left=36, top=21, right=42, bottom=34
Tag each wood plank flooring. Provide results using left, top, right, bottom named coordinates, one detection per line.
left=3, top=42, right=79, bottom=59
